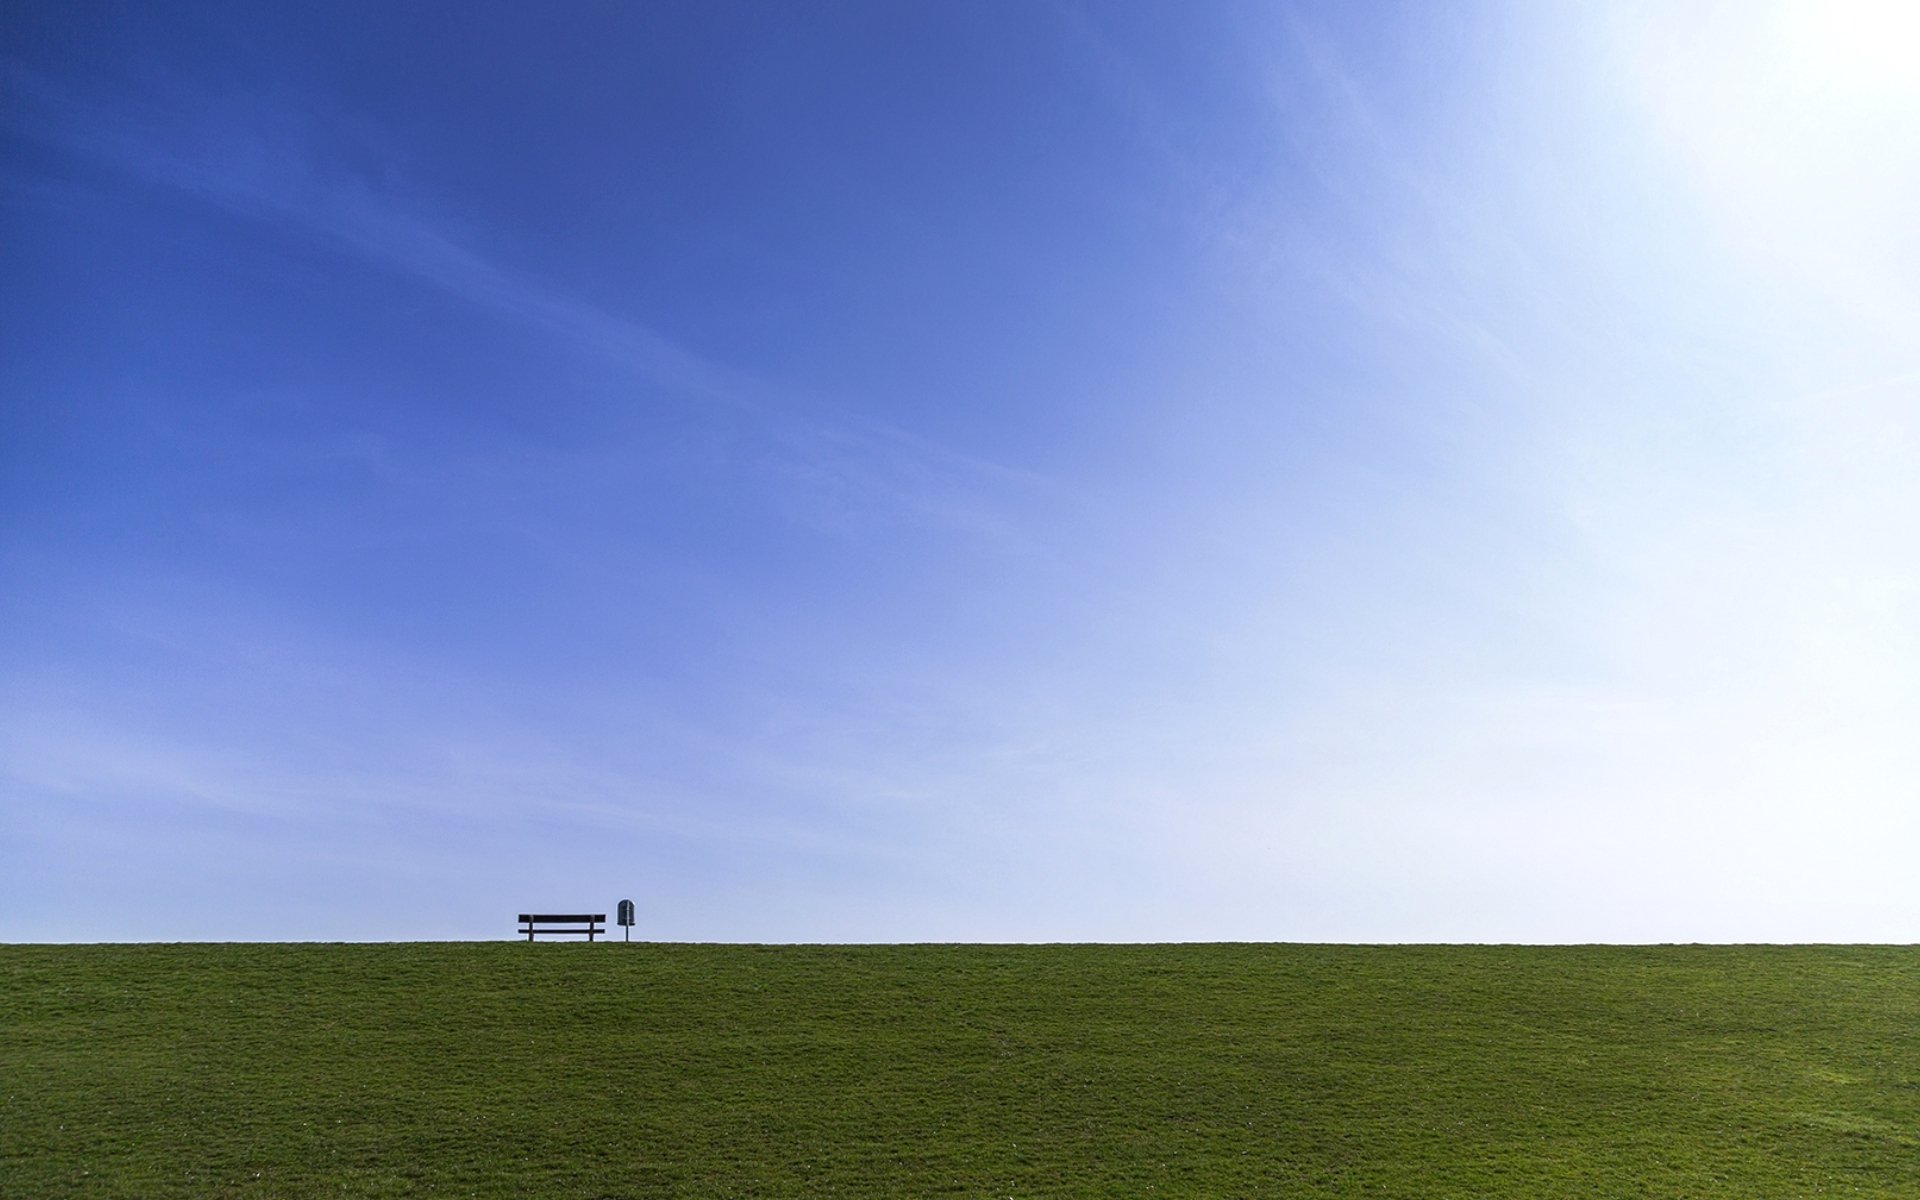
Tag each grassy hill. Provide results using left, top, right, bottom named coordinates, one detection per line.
left=2, top=942, right=1917, bottom=1197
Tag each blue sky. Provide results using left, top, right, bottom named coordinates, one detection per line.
left=4, top=1, right=1917, bottom=942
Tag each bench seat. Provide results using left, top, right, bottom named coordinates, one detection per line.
left=518, top=913, right=606, bottom=941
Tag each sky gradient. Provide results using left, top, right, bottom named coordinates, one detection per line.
left=4, top=1, right=1917, bottom=942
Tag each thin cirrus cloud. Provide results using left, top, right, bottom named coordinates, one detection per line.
left=1, top=65, right=1044, bottom=544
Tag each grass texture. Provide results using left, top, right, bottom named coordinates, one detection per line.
left=3, top=942, right=1917, bottom=1197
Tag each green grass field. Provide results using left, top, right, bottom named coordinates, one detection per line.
left=3, top=943, right=1917, bottom=1197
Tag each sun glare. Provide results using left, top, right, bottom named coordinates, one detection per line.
left=1620, top=0, right=1920, bottom=299
left=1776, top=0, right=1920, bottom=98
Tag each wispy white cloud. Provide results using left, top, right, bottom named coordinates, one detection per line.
left=1, top=64, right=1048, bottom=543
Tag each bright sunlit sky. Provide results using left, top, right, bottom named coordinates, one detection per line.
left=4, top=1, right=1917, bottom=943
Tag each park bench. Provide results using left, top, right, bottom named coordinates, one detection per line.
left=518, top=912, right=606, bottom=941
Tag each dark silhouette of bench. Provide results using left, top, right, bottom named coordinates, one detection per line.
left=518, top=913, right=605, bottom=942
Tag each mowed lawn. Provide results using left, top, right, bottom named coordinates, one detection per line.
left=2, top=943, right=1917, bottom=1197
